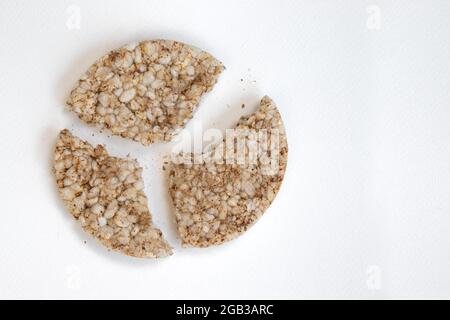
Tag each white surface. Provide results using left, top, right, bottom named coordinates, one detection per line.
left=0, top=0, right=449, bottom=299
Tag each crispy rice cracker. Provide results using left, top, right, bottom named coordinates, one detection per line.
left=169, top=96, right=288, bottom=247
left=54, top=129, right=172, bottom=258
left=67, top=40, right=224, bottom=145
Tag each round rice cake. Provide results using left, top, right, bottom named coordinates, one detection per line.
left=53, top=129, right=172, bottom=258
left=168, top=96, right=288, bottom=247
left=67, top=40, right=224, bottom=145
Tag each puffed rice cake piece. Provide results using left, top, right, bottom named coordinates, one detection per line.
left=67, top=40, right=224, bottom=145
left=168, top=96, right=288, bottom=247
left=54, top=129, right=172, bottom=258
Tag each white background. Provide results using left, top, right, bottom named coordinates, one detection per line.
left=0, top=0, right=449, bottom=299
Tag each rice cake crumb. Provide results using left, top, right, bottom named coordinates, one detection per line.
left=53, top=129, right=172, bottom=258
left=168, top=96, right=288, bottom=247
left=67, top=40, right=224, bottom=145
